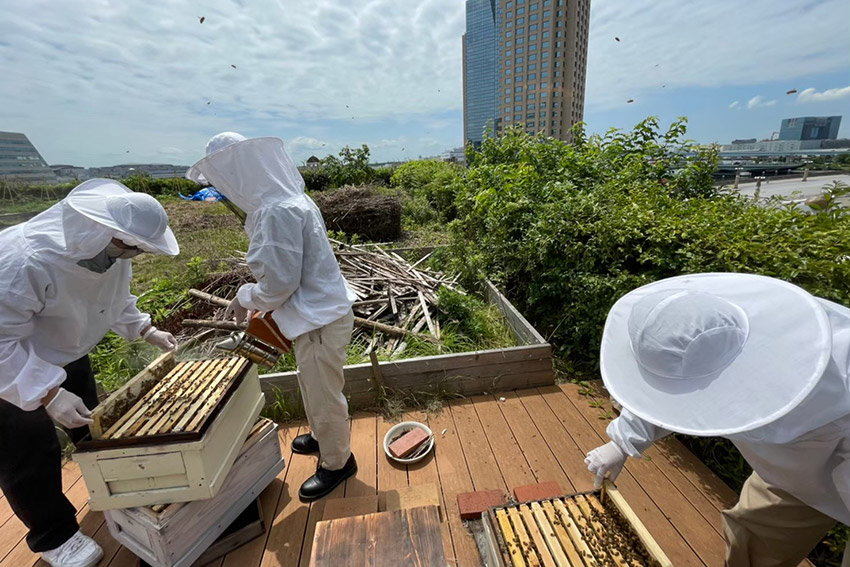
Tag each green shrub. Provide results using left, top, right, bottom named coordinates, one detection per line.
left=391, top=160, right=460, bottom=221
left=322, top=145, right=374, bottom=187
left=445, top=119, right=850, bottom=376
left=301, top=168, right=331, bottom=192
left=122, top=174, right=198, bottom=197
left=373, top=166, right=395, bottom=186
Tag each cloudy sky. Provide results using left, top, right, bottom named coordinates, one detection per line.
left=1, top=0, right=848, bottom=167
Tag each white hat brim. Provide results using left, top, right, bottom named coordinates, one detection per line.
left=601, top=273, right=831, bottom=436
left=66, top=179, right=180, bottom=256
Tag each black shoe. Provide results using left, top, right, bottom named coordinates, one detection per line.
left=292, top=434, right=320, bottom=454
left=299, top=455, right=357, bottom=502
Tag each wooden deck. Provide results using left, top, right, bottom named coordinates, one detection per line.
left=0, top=384, right=755, bottom=567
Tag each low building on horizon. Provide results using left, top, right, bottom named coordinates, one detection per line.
left=0, top=131, right=58, bottom=186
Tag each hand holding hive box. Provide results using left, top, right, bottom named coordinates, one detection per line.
left=74, top=351, right=266, bottom=511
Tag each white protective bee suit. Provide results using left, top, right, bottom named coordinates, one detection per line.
left=589, top=273, right=850, bottom=567
left=0, top=179, right=179, bottom=410
left=0, top=179, right=178, bottom=558
left=187, top=136, right=356, bottom=470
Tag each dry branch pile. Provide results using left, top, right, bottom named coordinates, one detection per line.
left=175, top=243, right=461, bottom=359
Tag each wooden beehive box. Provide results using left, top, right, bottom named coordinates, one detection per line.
left=74, top=352, right=265, bottom=511
left=103, top=419, right=283, bottom=567
left=482, top=481, right=673, bottom=567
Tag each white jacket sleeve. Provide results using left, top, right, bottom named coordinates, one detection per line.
left=237, top=206, right=304, bottom=313
left=606, top=408, right=673, bottom=457
left=110, top=291, right=151, bottom=339
left=0, top=289, right=67, bottom=411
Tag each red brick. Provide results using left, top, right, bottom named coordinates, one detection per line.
left=513, top=481, right=563, bottom=504
left=456, top=490, right=507, bottom=521
left=389, top=428, right=430, bottom=459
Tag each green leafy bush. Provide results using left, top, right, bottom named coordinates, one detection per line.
left=445, top=119, right=850, bottom=376
left=122, top=174, right=198, bottom=197
left=301, top=168, right=331, bottom=192
left=391, top=160, right=460, bottom=221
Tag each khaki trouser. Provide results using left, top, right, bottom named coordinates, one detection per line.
left=294, top=310, right=354, bottom=470
left=723, top=472, right=849, bottom=567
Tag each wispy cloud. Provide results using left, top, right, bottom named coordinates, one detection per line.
left=586, top=0, right=848, bottom=110
left=0, top=0, right=465, bottom=165
left=747, top=95, right=776, bottom=109
left=728, top=101, right=740, bottom=109
left=797, top=85, right=850, bottom=103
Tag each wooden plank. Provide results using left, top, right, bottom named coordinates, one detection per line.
left=220, top=424, right=301, bottom=567
left=541, top=500, right=586, bottom=567
left=338, top=364, right=553, bottom=397
left=298, top=420, right=351, bottom=567
left=520, top=505, right=557, bottom=567
left=257, top=424, right=315, bottom=567
left=497, top=509, right=527, bottom=567
left=260, top=344, right=553, bottom=389
left=449, top=399, right=506, bottom=491
left=496, top=392, right=572, bottom=493
left=402, top=409, right=451, bottom=559
left=529, top=502, right=570, bottom=567
left=322, top=495, right=379, bottom=521
left=485, top=281, right=546, bottom=346
left=418, top=291, right=437, bottom=337
left=551, top=384, right=706, bottom=567
left=603, top=484, right=674, bottom=567
left=383, top=357, right=554, bottom=390
left=428, top=407, right=482, bottom=567
left=560, top=384, right=722, bottom=567
left=346, top=413, right=378, bottom=498
left=471, top=394, right=536, bottom=490
left=91, top=351, right=175, bottom=439
left=517, top=389, right=596, bottom=493
left=376, top=416, right=409, bottom=510
left=508, top=507, right=541, bottom=567
left=309, top=506, right=445, bottom=567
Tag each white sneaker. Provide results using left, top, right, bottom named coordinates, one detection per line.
left=41, top=531, right=104, bottom=567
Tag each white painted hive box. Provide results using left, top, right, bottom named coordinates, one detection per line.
left=103, top=418, right=283, bottom=567
left=74, top=353, right=265, bottom=511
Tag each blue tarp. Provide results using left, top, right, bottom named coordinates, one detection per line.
left=179, top=187, right=224, bottom=201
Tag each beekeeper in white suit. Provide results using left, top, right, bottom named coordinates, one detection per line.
left=187, top=133, right=357, bottom=502
left=0, top=179, right=179, bottom=567
left=585, top=273, right=850, bottom=567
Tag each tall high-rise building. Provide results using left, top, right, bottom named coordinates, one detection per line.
left=779, top=116, right=841, bottom=141
left=0, top=131, right=58, bottom=185
left=463, top=0, right=590, bottom=146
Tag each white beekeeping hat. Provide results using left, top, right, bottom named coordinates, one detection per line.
left=600, top=273, right=831, bottom=436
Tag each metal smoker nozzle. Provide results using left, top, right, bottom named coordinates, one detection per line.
left=214, top=331, right=282, bottom=369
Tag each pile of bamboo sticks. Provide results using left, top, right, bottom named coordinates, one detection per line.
left=180, top=244, right=461, bottom=358
left=102, top=358, right=250, bottom=439
left=334, top=243, right=461, bottom=355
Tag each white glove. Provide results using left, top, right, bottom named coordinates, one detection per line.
left=143, top=327, right=178, bottom=352
left=225, top=296, right=252, bottom=325
left=45, top=388, right=93, bottom=429
left=585, top=441, right=628, bottom=489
